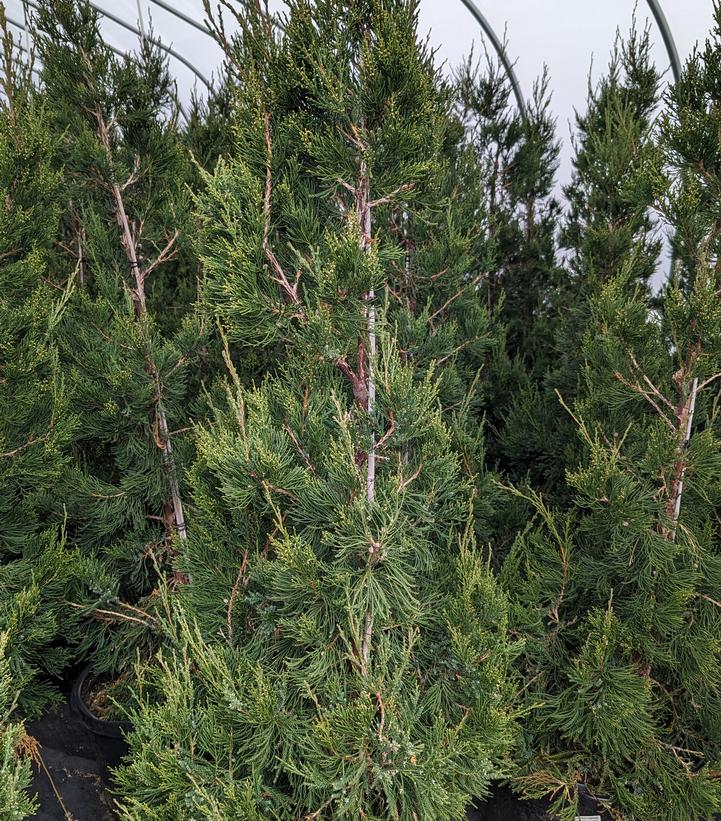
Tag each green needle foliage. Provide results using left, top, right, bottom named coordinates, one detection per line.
left=115, top=2, right=516, bottom=818
left=198, top=0, right=509, bottom=537
left=449, top=52, right=564, bottom=544
left=26, top=0, right=208, bottom=673
left=454, top=53, right=561, bottom=377
left=0, top=9, right=72, bottom=566
left=500, top=23, right=663, bottom=496
left=0, top=632, right=36, bottom=821
left=501, top=14, right=721, bottom=819
left=0, top=8, right=95, bottom=718
left=4, top=1, right=721, bottom=818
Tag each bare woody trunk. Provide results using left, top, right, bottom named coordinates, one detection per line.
left=156, top=405, right=188, bottom=541
left=616, top=349, right=707, bottom=545
left=615, top=352, right=710, bottom=683
left=357, top=153, right=375, bottom=673
left=664, top=375, right=698, bottom=542
left=95, top=108, right=187, bottom=547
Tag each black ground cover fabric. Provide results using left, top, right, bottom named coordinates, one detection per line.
left=26, top=703, right=122, bottom=821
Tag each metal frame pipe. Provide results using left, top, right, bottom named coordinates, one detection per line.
left=457, top=0, right=681, bottom=124
left=85, top=1, right=211, bottom=88
left=7, top=8, right=189, bottom=121
left=457, top=0, right=526, bottom=120
left=646, top=0, right=681, bottom=84
left=147, top=0, right=211, bottom=38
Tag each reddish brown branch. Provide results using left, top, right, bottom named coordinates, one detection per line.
left=335, top=341, right=370, bottom=410
left=360, top=611, right=373, bottom=677
left=89, top=93, right=187, bottom=548
left=0, top=429, right=52, bottom=459
left=284, top=425, right=317, bottom=475
left=368, top=182, right=415, bottom=208
left=628, top=352, right=675, bottom=411
left=428, top=279, right=477, bottom=324
left=375, top=411, right=395, bottom=451
left=399, top=461, right=423, bottom=491
left=614, top=370, right=675, bottom=430
left=262, top=111, right=300, bottom=304
left=664, top=376, right=698, bottom=541
left=142, top=229, right=179, bottom=281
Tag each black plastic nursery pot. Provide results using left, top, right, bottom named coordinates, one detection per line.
left=468, top=783, right=612, bottom=821
left=70, top=664, right=132, bottom=777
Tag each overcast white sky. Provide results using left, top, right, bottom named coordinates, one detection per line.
left=420, top=0, right=715, bottom=184
left=4, top=0, right=709, bottom=280
left=9, top=0, right=716, bottom=187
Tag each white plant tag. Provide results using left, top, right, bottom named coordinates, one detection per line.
left=575, top=816, right=601, bottom=821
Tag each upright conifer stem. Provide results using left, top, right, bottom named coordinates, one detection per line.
left=359, top=145, right=374, bottom=671
left=366, top=292, right=376, bottom=504
left=668, top=376, right=698, bottom=541
left=357, top=19, right=375, bottom=506
left=94, top=104, right=187, bottom=546
left=360, top=162, right=376, bottom=504
left=157, top=408, right=188, bottom=541
left=366, top=292, right=376, bottom=508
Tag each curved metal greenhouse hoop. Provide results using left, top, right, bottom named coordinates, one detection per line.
left=457, top=0, right=681, bottom=124
left=457, top=0, right=527, bottom=121
left=22, top=0, right=210, bottom=90
left=644, top=0, right=681, bottom=276
left=147, top=0, right=212, bottom=38
left=7, top=8, right=189, bottom=122
left=6, top=12, right=131, bottom=65
left=86, top=1, right=211, bottom=89
left=142, top=0, right=681, bottom=90
left=18, top=1, right=679, bottom=111
left=645, top=0, right=681, bottom=84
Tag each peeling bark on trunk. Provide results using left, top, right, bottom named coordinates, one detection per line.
left=94, top=106, right=187, bottom=549
left=357, top=143, right=375, bottom=675
left=665, top=376, right=698, bottom=542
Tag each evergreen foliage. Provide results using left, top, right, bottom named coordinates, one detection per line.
left=450, top=52, right=564, bottom=542
left=28, top=0, right=207, bottom=673
left=185, top=80, right=235, bottom=175
left=115, top=2, right=517, bottom=818
left=0, top=6, right=71, bottom=567
left=3, top=2, right=721, bottom=819
left=0, top=25, right=69, bottom=813
left=0, top=7, right=94, bottom=718
left=502, top=15, right=721, bottom=819
left=454, top=54, right=561, bottom=375
left=500, top=24, right=663, bottom=495
left=0, top=631, right=37, bottom=821
left=197, top=0, right=510, bottom=537
left=116, top=371, right=516, bottom=818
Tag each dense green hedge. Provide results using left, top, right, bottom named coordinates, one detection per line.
left=2, top=1, right=721, bottom=819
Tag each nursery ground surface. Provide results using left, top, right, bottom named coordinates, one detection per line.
left=26, top=702, right=119, bottom=820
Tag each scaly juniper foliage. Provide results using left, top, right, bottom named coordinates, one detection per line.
left=501, top=16, right=721, bottom=820
left=29, top=0, right=206, bottom=673
left=115, top=2, right=517, bottom=818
